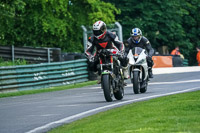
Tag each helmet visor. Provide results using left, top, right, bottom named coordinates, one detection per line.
left=132, top=36, right=140, bottom=41
left=93, top=30, right=103, bottom=37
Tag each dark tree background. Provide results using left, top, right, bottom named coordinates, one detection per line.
left=0, top=0, right=199, bottom=65
left=103, top=0, right=200, bottom=65
left=0, top=0, right=119, bottom=52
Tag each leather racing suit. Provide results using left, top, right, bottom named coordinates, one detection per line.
left=85, top=31, right=128, bottom=73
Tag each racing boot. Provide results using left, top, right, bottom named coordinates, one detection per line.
left=122, top=66, right=129, bottom=79
left=141, top=80, right=147, bottom=88
left=97, top=76, right=101, bottom=84
left=148, top=68, right=153, bottom=78
left=96, top=73, right=101, bottom=84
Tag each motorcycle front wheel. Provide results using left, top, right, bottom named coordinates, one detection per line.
left=133, top=71, right=140, bottom=94
left=101, top=74, right=113, bottom=102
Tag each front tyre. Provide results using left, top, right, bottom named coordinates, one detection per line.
left=101, top=74, right=113, bottom=102
left=133, top=71, right=140, bottom=94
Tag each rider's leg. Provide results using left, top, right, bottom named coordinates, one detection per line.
left=148, top=68, right=153, bottom=78
left=122, top=66, right=129, bottom=79
left=88, top=60, right=101, bottom=83
left=88, top=60, right=98, bottom=72
left=147, top=58, right=154, bottom=78
left=121, top=57, right=129, bottom=79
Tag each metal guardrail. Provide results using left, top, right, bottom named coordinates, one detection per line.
left=0, top=45, right=61, bottom=63
left=0, top=59, right=88, bottom=91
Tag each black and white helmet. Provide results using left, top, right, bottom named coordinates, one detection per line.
left=93, top=20, right=107, bottom=39
left=130, top=28, right=142, bottom=44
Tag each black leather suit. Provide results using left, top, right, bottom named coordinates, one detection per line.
left=85, top=31, right=128, bottom=72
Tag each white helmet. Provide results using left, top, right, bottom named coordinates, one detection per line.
left=131, top=28, right=142, bottom=43
left=93, top=20, right=107, bottom=39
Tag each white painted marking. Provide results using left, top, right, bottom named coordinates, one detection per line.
left=149, top=79, right=200, bottom=85
left=87, top=86, right=101, bottom=89
left=153, top=66, right=200, bottom=74
left=28, top=114, right=59, bottom=117
left=81, top=92, right=101, bottom=95
left=126, top=79, right=200, bottom=87
left=26, top=86, right=200, bottom=133
left=40, top=114, right=58, bottom=117
left=72, top=92, right=102, bottom=98
left=72, top=95, right=86, bottom=98
left=56, top=104, right=80, bottom=107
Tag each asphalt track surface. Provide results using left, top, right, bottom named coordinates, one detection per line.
left=0, top=67, right=200, bottom=133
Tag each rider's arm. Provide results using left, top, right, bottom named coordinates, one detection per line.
left=85, top=37, right=96, bottom=57
left=109, top=32, right=124, bottom=53
left=124, top=38, right=132, bottom=56
left=144, top=38, right=154, bottom=57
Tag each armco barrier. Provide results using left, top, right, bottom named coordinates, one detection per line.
left=0, top=59, right=88, bottom=91
left=0, top=45, right=61, bottom=63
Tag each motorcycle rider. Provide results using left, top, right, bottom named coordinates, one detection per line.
left=85, top=20, right=129, bottom=81
left=125, top=28, right=154, bottom=78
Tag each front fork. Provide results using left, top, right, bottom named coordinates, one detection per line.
left=130, top=67, right=142, bottom=83
left=100, top=56, right=113, bottom=73
left=100, top=56, right=118, bottom=90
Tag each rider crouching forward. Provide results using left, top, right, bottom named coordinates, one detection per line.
left=125, top=28, right=154, bottom=78
left=85, top=20, right=129, bottom=81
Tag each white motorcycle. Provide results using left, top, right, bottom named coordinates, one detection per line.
left=127, top=47, right=149, bottom=94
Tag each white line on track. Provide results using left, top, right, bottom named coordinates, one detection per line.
left=26, top=86, right=200, bottom=133
left=56, top=104, right=80, bottom=107
left=149, top=79, right=200, bottom=85
left=126, top=79, right=200, bottom=87
left=86, top=86, right=101, bottom=89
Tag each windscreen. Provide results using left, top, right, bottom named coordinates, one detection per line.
left=131, top=47, right=143, bottom=55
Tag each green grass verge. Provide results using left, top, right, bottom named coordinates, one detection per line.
left=0, top=81, right=97, bottom=98
left=49, top=90, right=200, bottom=133
left=0, top=57, right=27, bottom=66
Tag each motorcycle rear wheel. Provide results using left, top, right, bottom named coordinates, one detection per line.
left=114, top=87, right=124, bottom=100
left=114, top=75, right=124, bottom=100
left=101, top=74, right=113, bottom=102
left=140, top=81, right=147, bottom=93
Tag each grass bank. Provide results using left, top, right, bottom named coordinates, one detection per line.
left=0, top=81, right=97, bottom=98
left=0, top=58, right=27, bottom=66
left=49, top=90, right=200, bottom=133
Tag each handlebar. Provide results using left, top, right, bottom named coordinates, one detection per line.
left=98, top=49, right=123, bottom=57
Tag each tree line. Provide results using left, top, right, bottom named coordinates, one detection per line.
left=0, top=0, right=119, bottom=52
left=103, top=0, right=200, bottom=65
left=0, top=0, right=200, bottom=65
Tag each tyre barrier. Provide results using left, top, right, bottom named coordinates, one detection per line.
left=88, top=71, right=98, bottom=80
left=61, top=53, right=86, bottom=61
left=172, top=55, right=183, bottom=67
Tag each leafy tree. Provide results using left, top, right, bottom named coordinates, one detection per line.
left=0, top=0, right=119, bottom=52
left=181, top=0, right=200, bottom=64
left=103, top=0, right=200, bottom=65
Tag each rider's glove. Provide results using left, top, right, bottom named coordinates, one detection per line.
left=118, top=51, right=125, bottom=59
left=146, top=56, right=152, bottom=60
left=88, top=56, right=95, bottom=62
